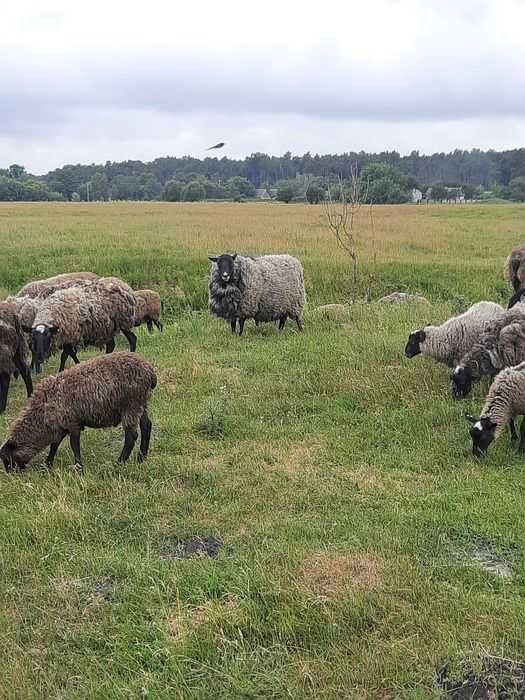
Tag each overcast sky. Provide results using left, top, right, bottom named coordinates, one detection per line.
left=2, top=0, right=525, bottom=174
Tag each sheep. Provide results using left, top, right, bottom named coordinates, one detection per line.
left=0, top=352, right=156, bottom=471
left=404, top=301, right=504, bottom=367
left=451, top=303, right=525, bottom=398
left=134, top=289, right=163, bottom=332
left=466, top=361, right=525, bottom=457
left=29, top=277, right=137, bottom=373
left=0, top=301, right=33, bottom=413
left=208, top=253, right=306, bottom=335
left=17, top=272, right=99, bottom=299
left=5, top=295, right=42, bottom=331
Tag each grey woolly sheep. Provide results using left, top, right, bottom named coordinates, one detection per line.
left=504, top=246, right=525, bottom=292
left=451, top=303, right=525, bottom=398
left=17, top=271, right=98, bottom=299
left=30, top=276, right=137, bottom=372
left=208, top=253, right=305, bottom=335
left=0, top=352, right=156, bottom=471
left=466, top=361, right=525, bottom=457
left=404, top=301, right=504, bottom=367
left=134, top=290, right=163, bottom=332
left=0, top=301, right=32, bottom=412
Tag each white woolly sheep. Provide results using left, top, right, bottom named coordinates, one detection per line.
left=466, top=361, right=525, bottom=457
left=404, top=301, right=504, bottom=367
left=208, top=253, right=305, bottom=335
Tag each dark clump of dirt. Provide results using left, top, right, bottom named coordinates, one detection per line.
left=161, top=535, right=222, bottom=560
left=438, top=656, right=525, bottom=698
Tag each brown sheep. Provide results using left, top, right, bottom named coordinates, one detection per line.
left=0, top=352, right=156, bottom=471
left=134, top=290, right=163, bottom=333
left=0, top=301, right=33, bottom=413
left=30, top=277, right=137, bottom=372
left=17, top=272, right=99, bottom=299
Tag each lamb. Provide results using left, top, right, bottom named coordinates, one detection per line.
left=404, top=301, right=504, bottom=367
left=30, top=276, right=137, bottom=373
left=0, top=352, right=156, bottom=471
left=466, top=361, right=525, bottom=457
left=451, top=303, right=525, bottom=398
left=134, top=289, right=163, bottom=332
left=208, top=253, right=306, bottom=335
left=0, top=302, right=32, bottom=413
left=17, top=271, right=99, bottom=299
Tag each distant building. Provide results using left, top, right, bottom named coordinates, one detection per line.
left=255, top=188, right=271, bottom=200
left=411, top=188, right=423, bottom=204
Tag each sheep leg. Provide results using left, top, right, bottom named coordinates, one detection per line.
left=146, top=318, right=154, bottom=334
left=122, top=330, right=137, bottom=352
left=105, top=338, right=116, bottom=354
left=295, top=316, right=304, bottom=331
left=0, top=373, right=10, bottom=413
left=46, top=431, right=67, bottom=468
left=118, top=427, right=138, bottom=463
left=14, top=351, right=33, bottom=398
left=69, top=431, right=83, bottom=469
left=518, top=418, right=525, bottom=453
left=230, top=319, right=237, bottom=333
left=155, top=320, right=163, bottom=332
left=238, top=319, right=245, bottom=336
left=69, top=348, right=81, bottom=364
left=510, top=419, right=518, bottom=442
left=138, top=411, right=152, bottom=462
left=278, top=316, right=287, bottom=331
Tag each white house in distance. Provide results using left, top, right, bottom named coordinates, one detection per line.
left=255, top=188, right=271, bottom=200
left=411, top=188, right=423, bottom=203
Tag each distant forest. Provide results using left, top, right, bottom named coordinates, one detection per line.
left=1, top=148, right=525, bottom=202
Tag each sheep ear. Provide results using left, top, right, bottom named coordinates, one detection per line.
left=49, top=326, right=59, bottom=335
left=0, top=440, right=16, bottom=455
left=465, top=414, right=478, bottom=424
left=232, top=253, right=237, bottom=260
left=208, top=256, right=218, bottom=263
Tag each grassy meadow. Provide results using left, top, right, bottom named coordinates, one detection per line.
left=0, top=201, right=525, bottom=698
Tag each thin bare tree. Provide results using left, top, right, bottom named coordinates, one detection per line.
left=323, top=163, right=370, bottom=286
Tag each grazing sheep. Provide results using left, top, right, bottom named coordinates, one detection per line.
left=466, top=361, right=525, bottom=457
left=451, top=303, right=525, bottom=398
left=30, top=277, right=137, bottom=373
left=404, top=301, right=504, bottom=367
left=134, top=290, right=163, bottom=332
left=504, top=246, right=525, bottom=293
left=0, top=302, right=33, bottom=412
left=208, top=253, right=305, bottom=335
left=17, top=272, right=98, bottom=299
left=0, top=352, right=156, bottom=471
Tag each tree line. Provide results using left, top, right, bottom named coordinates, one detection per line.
left=1, top=147, right=525, bottom=202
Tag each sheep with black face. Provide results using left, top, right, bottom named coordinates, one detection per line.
left=466, top=362, right=525, bottom=457
left=30, top=277, right=137, bottom=373
left=208, top=253, right=306, bottom=335
left=404, top=301, right=504, bottom=367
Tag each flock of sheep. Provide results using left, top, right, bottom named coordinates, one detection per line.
left=405, top=245, right=525, bottom=457
left=4, top=239, right=525, bottom=471
left=0, top=253, right=305, bottom=471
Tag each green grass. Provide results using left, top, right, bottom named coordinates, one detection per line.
left=0, top=202, right=525, bottom=698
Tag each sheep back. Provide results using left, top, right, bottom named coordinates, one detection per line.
left=134, top=290, right=162, bottom=326
left=17, top=272, right=99, bottom=299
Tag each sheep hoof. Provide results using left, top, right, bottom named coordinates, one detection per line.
left=137, top=452, right=146, bottom=463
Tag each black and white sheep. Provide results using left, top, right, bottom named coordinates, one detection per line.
left=451, top=303, right=525, bottom=398
left=404, top=301, right=504, bottom=367
left=466, top=361, right=525, bottom=457
left=29, top=277, right=137, bottom=372
left=208, top=253, right=306, bottom=335
left=0, top=301, right=33, bottom=413
left=0, top=352, right=156, bottom=471
left=17, top=271, right=99, bottom=299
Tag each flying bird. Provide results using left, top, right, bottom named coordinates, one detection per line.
left=206, top=142, right=225, bottom=150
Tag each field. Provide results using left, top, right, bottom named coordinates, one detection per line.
left=0, top=201, right=524, bottom=698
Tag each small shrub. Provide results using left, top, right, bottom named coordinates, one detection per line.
left=196, top=399, right=228, bottom=438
